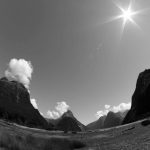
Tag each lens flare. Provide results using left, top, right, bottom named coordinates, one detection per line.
left=121, top=8, right=134, bottom=23
left=115, top=1, right=140, bottom=33
left=106, top=0, right=144, bottom=35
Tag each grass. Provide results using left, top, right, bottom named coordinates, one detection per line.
left=0, top=119, right=150, bottom=150
left=0, top=131, right=36, bottom=150
left=0, top=125, right=86, bottom=150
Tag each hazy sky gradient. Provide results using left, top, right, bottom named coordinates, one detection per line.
left=0, top=0, right=150, bottom=124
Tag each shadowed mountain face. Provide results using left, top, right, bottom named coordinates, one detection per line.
left=0, top=77, right=53, bottom=130
left=123, top=69, right=150, bottom=124
left=86, top=115, right=106, bottom=130
left=103, top=111, right=123, bottom=128
left=48, top=110, right=85, bottom=132
left=87, top=110, right=128, bottom=130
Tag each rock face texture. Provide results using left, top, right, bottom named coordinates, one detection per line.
left=48, top=110, right=85, bottom=132
left=123, top=69, right=150, bottom=124
left=0, top=77, right=52, bottom=129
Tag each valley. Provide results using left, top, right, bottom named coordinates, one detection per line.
left=0, top=118, right=150, bottom=150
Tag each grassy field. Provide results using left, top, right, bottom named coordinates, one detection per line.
left=0, top=119, right=150, bottom=150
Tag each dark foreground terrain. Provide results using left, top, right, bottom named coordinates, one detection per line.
left=0, top=119, right=150, bottom=150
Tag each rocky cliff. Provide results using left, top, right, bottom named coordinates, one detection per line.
left=0, top=77, right=52, bottom=130
left=123, top=69, right=150, bottom=124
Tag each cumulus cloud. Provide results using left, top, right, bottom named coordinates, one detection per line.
left=5, top=58, right=33, bottom=89
left=40, top=112, right=44, bottom=116
left=96, top=110, right=109, bottom=119
left=55, top=101, right=70, bottom=115
left=30, top=98, right=38, bottom=109
left=111, top=102, right=131, bottom=113
left=105, top=104, right=110, bottom=109
left=47, top=110, right=60, bottom=119
left=96, top=102, right=131, bottom=118
left=47, top=101, right=70, bottom=119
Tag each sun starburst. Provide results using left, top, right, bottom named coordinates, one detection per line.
left=120, top=7, right=135, bottom=24
left=107, top=0, right=143, bottom=35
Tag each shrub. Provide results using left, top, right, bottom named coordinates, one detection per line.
left=71, top=140, right=86, bottom=149
left=72, top=131, right=77, bottom=134
left=141, top=120, right=150, bottom=126
left=43, top=137, right=86, bottom=150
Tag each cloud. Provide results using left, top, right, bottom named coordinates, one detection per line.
left=47, top=110, right=60, bottom=119
left=40, top=112, right=44, bottom=116
left=55, top=101, right=70, bottom=115
left=96, top=102, right=131, bottom=118
left=5, top=58, right=33, bottom=89
left=105, top=104, right=110, bottom=109
left=96, top=110, right=109, bottom=118
left=30, top=98, right=38, bottom=109
left=47, top=101, right=70, bottom=119
left=111, top=102, right=131, bottom=113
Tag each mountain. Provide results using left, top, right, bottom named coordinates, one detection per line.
left=48, top=110, right=85, bottom=132
left=0, top=77, right=53, bottom=130
left=103, top=111, right=123, bottom=128
left=87, top=110, right=128, bottom=130
left=123, top=69, right=150, bottom=124
left=86, top=115, right=106, bottom=130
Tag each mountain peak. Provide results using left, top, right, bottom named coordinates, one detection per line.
left=62, top=110, right=74, bottom=118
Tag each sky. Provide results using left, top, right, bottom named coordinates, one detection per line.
left=0, top=0, right=150, bottom=125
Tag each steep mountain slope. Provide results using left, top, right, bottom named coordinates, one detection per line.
left=103, top=111, right=123, bottom=128
left=87, top=110, right=128, bottom=130
left=0, top=77, right=52, bottom=130
left=48, top=110, right=85, bottom=132
left=123, top=69, right=150, bottom=124
left=86, top=115, right=106, bottom=130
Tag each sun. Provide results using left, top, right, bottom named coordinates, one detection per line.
left=116, top=1, right=139, bottom=32
left=121, top=8, right=133, bottom=23
left=107, top=0, right=143, bottom=34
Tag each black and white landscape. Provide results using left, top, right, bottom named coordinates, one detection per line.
left=0, top=0, right=150, bottom=150
left=0, top=66, right=150, bottom=149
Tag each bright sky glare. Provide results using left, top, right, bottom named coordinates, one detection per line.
left=108, top=0, right=144, bottom=34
